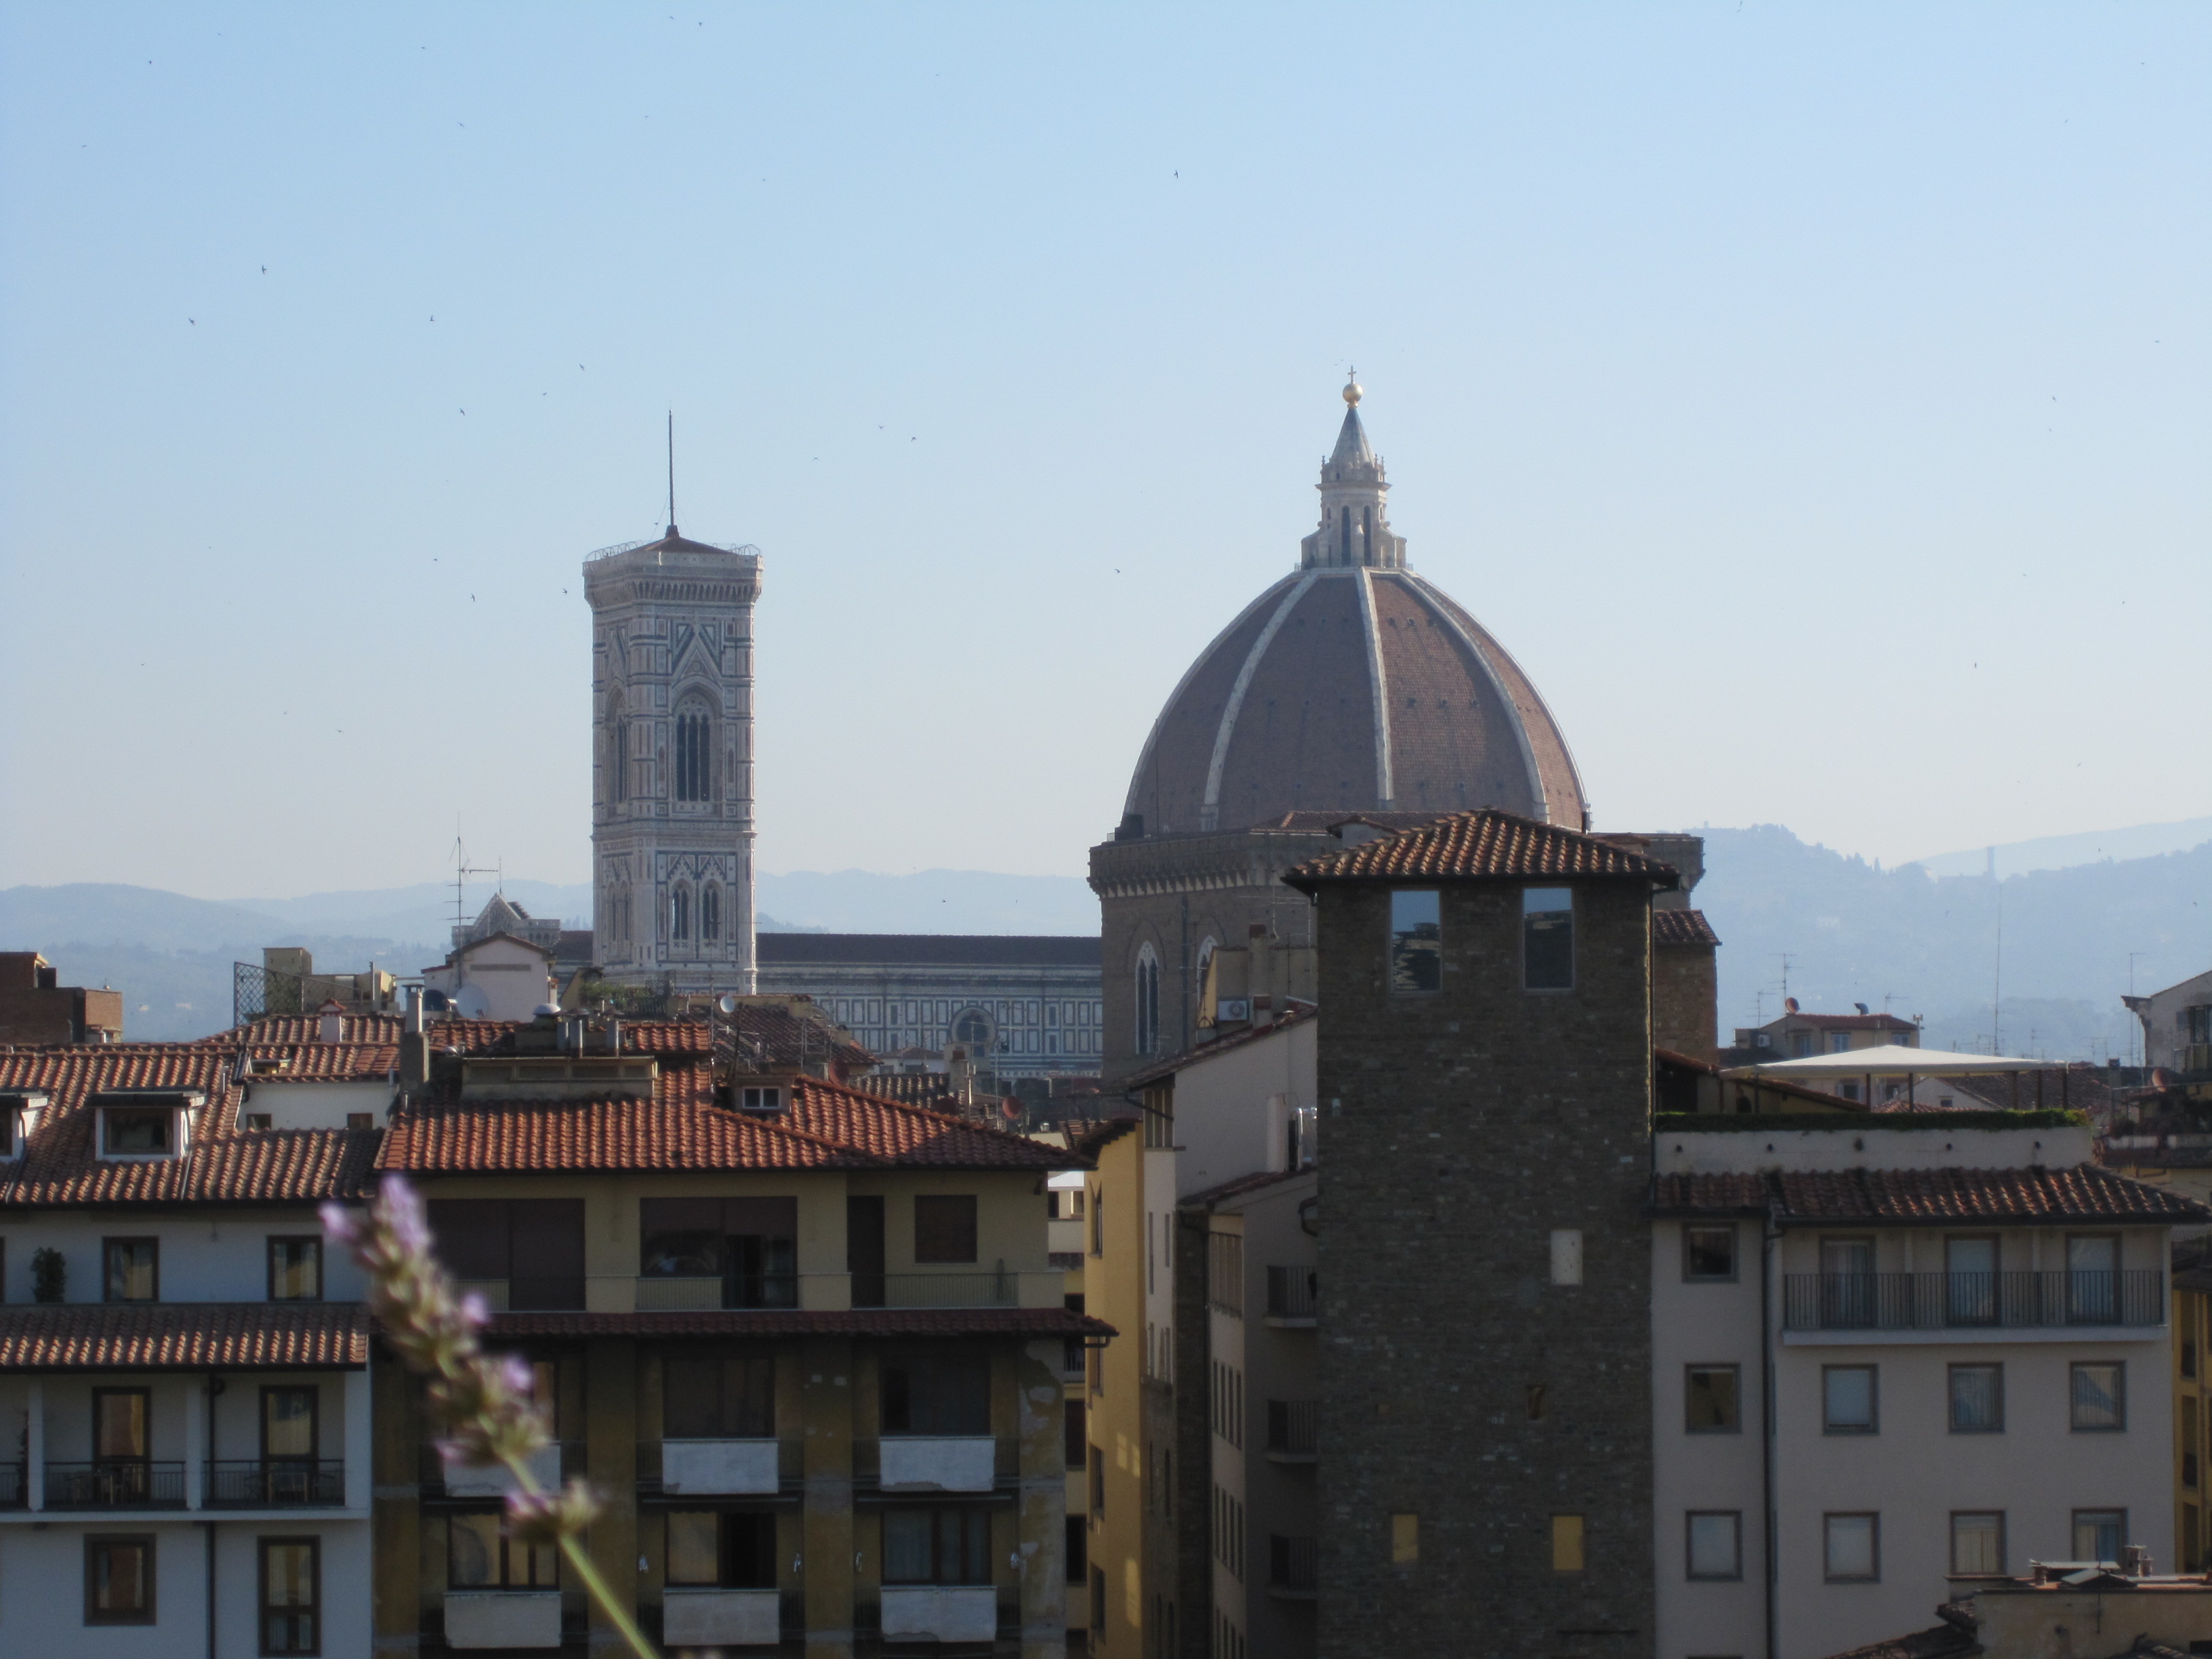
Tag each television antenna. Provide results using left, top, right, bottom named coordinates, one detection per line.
left=451, top=834, right=499, bottom=933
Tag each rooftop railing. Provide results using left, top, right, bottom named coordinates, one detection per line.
left=1782, top=1271, right=2163, bottom=1332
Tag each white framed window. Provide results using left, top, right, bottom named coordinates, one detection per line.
left=1823, top=1513, right=1878, bottom=1582
left=1685, top=1511, right=1741, bottom=1580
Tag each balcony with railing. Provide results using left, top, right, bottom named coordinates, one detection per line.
left=635, top=1273, right=800, bottom=1312
left=1782, top=1271, right=2164, bottom=1334
left=205, top=1460, right=346, bottom=1508
left=1266, top=1400, right=1317, bottom=1464
left=1268, top=1535, right=1318, bottom=1601
left=0, top=1462, right=22, bottom=1508
left=44, top=1460, right=187, bottom=1509
left=1265, top=1266, right=1319, bottom=1326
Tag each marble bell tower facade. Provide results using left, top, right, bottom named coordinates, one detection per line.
left=584, top=520, right=760, bottom=991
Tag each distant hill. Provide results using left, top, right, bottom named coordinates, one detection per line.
left=0, top=869, right=1089, bottom=1042
left=1696, top=825, right=2212, bottom=1063
left=8, top=837, right=2202, bottom=1059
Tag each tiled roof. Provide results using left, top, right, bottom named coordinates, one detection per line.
left=1181, top=1168, right=1314, bottom=1208
left=1654, top=1164, right=2210, bottom=1223
left=487, top=1307, right=1114, bottom=1341
left=1784, top=1013, right=1918, bottom=1031
left=1283, top=809, right=1676, bottom=888
left=381, top=1068, right=1070, bottom=1175
left=1940, top=1068, right=2115, bottom=1112
left=0, top=1044, right=384, bottom=1208
left=238, top=1044, right=400, bottom=1081
left=1654, top=909, right=1720, bottom=947
left=1815, top=1623, right=1978, bottom=1659
left=0, top=1302, right=371, bottom=1370
left=758, top=933, right=1101, bottom=968
left=1124, top=1004, right=1317, bottom=1090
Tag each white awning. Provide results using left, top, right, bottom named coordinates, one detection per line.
left=1719, top=1042, right=2049, bottom=1081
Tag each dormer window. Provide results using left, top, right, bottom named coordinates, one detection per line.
left=95, top=1094, right=198, bottom=1161
left=0, top=1093, right=45, bottom=1158
left=740, top=1086, right=783, bottom=1113
left=104, top=1107, right=174, bottom=1156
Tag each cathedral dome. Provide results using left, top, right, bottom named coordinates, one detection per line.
left=1120, top=382, right=1587, bottom=837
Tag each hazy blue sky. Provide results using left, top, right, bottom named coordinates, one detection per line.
left=3, top=3, right=2205, bottom=899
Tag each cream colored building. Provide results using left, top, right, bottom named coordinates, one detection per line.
left=1652, top=1117, right=2205, bottom=1659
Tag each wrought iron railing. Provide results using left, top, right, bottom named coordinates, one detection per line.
left=1782, top=1271, right=2163, bottom=1332
left=0, top=1462, right=22, bottom=1507
left=635, top=1273, right=799, bottom=1311
left=854, top=1270, right=1016, bottom=1309
left=205, top=1460, right=346, bottom=1507
left=1267, top=1399, right=1317, bottom=1458
left=44, top=1460, right=186, bottom=1508
left=1266, top=1266, right=1319, bottom=1321
left=1269, top=1534, right=1319, bottom=1593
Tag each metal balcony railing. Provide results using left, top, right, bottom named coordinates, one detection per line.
left=853, top=1270, right=1016, bottom=1310
left=635, top=1273, right=800, bottom=1311
left=1782, top=1271, right=2163, bottom=1332
left=1269, top=1535, right=1319, bottom=1594
left=0, top=1462, right=22, bottom=1507
left=455, top=1277, right=587, bottom=1312
left=205, top=1460, right=346, bottom=1507
left=45, top=1460, right=187, bottom=1509
left=1266, top=1400, right=1317, bottom=1459
left=1266, top=1266, right=1319, bottom=1322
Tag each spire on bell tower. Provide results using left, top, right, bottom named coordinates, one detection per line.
left=1301, top=369, right=1406, bottom=570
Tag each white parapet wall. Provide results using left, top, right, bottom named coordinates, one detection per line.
left=880, top=1586, right=999, bottom=1643
left=444, top=1591, right=562, bottom=1650
left=661, top=1438, right=779, bottom=1495
left=663, top=1588, right=781, bottom=1646
left=879, top=1435, right=995, bottom=1492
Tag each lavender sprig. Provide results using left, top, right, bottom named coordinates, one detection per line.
left=325, top=1176, right=659, bottom=1659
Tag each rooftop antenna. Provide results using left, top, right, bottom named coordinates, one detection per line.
left=666, top=411, right=676, bottom=534
left=451, top=831, right=498, bottom=934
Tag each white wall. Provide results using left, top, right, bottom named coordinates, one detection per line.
left=1170, top=1019, right=1316, bottom=1201
left=1656, top=1122, right=2096, bottom=1176
left=0, top=1207, right=367, bottom=1305
left=0, top=1519, right=371, bottom=1659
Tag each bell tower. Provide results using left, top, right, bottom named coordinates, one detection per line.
left=583, top=515, right=762, bottom=992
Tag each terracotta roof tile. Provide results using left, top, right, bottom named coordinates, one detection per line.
left=1654, top=909, right=1720, bottom=947
left=487, top=1307, right=1113, bottom=1341
left=1283, top=808, right=1676, bottom=888
left=381, top=1068, right=1069, bottom=1175
left=0, top=1044, right=384, bottom=1208
left=1654, top=1164, right=2209, bottom=1223
left=1181, top=1168, right=1313, bottom=1208
left=0, top=1301, right=370, bottom=1370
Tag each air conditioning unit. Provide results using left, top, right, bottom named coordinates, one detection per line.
left=1216, top=1000, right=1250, bottom=1023
left=1754, top=1033, right=1772, bottom=1049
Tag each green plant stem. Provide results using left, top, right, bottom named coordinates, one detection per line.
left=504, top=1452, right=660, bottom=1659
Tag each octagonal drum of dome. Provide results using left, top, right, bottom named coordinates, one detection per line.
left=1121, top=379, right=1586, bottom=837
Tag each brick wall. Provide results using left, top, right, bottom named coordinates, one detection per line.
left=1652, top=938, right=1717, bottom=1061
left=1313, top=878, right=1656, bottom=1658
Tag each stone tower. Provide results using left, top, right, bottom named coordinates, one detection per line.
left=584, top=520, right=761, bottom=991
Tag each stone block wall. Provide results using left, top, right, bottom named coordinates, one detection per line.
left=1313, top=878, right=1657, bottom=1659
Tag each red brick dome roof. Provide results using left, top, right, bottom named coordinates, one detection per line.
left=1119, top=384, right=1586, bottom=838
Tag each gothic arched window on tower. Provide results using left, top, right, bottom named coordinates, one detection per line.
left=672, top=884, right=691, bottom=942
left=701, top=883, right=720, bottom=943
left=1134, top=945, right=1161, bottom=1057
left=674, top=701, right=713, bottom=803
left=613, top=716, right=630, bottom=803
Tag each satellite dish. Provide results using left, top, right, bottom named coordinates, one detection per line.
left=452, top=984, right=492, bottom=1021
left=716, top=994, right=739, bottom=1016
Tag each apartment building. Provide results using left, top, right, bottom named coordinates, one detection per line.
left=2174, top=1238, right=2212, bottom=1572
left=1652, top=1115, right=2206, bottom=1659
left=0, top=1035, right=391, bottom=1657
left=1729, top=1008, right=1921, bottom=1067
left=369, top=1009, right=1104, bottom=1657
